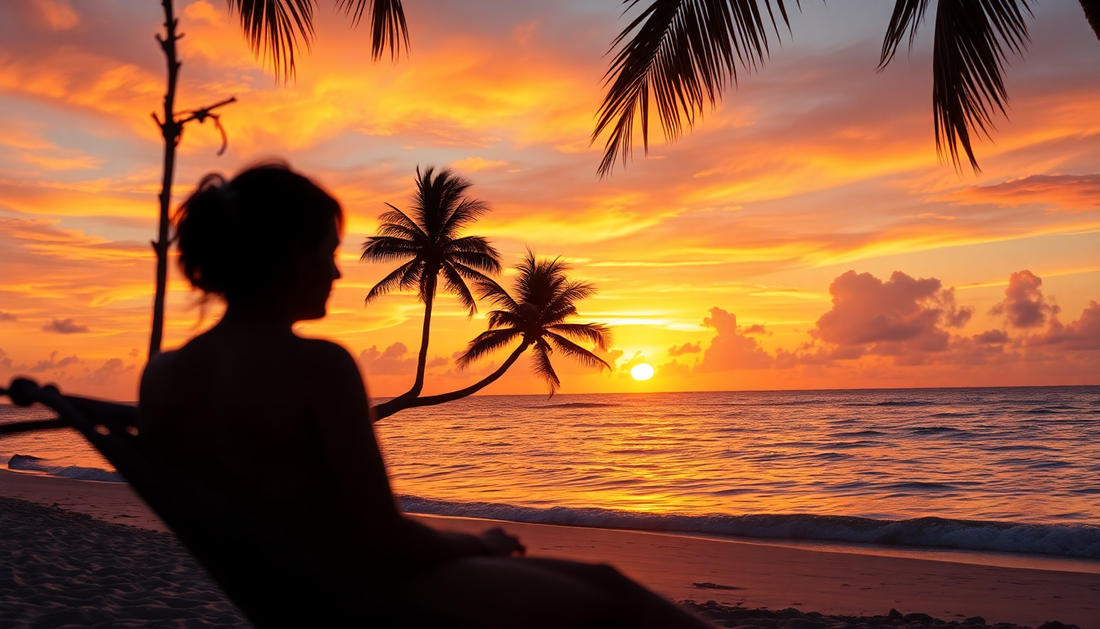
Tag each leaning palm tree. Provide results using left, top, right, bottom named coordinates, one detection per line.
left=362, top=167, right=502, bottom=409
left=593, top=0, right=1100, bottom=176
left=372, top=251, right=612, bottom=421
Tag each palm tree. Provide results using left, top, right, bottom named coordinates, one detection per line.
left=593, top=0, right=1100, bottom=176
left=372, top=251, right=612, bottom=421
left=362, top=167, right=502, bottom=411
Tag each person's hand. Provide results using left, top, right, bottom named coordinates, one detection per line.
left=479, top=527, right=525, bottom=556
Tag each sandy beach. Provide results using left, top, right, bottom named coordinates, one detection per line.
left=1, top=468, right=1097, bottom=628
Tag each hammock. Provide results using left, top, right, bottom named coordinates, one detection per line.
left=0, top=377, right=365, bottom=628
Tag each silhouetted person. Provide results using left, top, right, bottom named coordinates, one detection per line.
left=138, top=162, right=714, bottom=629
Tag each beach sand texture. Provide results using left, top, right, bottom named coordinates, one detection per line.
left=1, top=469, right=1097, bottom=628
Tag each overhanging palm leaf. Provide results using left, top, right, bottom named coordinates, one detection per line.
left=1083, top=0, right=1100, bottom=40
left=228, top=0, right=408, bottom=80
left=593, top=0, right=794, bottom=177
left=360, top=166, right=501, bottom=401
left=879, top=0, right=1032, bottom=172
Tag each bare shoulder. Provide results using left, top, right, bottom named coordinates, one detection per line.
left=294, top=338, right=363, bottom=385
left=139, top=349, right=179, bottom=401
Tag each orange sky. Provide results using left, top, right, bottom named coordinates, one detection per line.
left=1, top=0, right=1098, bottom=400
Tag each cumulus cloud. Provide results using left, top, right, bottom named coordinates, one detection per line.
left=359, top=343, right=450, bottom=376
left=42, top=318, right=89, bottom=334
left=808, top=271, right=972, bottom=362
left=359, top=343, right=418, bottom=376
left=82, top=358, right=135, bottom=387
left=0, top=312, right=16, bottom=322
left=695, top=308, right=773, bottom=372
left=1032, top=301, right=1100, bottom=351
left=656, top=360, right=692, bottom=377
left=667, top=341, right=701, bottom=357
left=28, top=351, right=82, bottom=373
left=619, top=351, right=649, bottom=373
left=0, top=348, right=12, bottom=371
left=990, top=270, right=1058, bottom=329
left=974, top=329, right=1009, bottom=345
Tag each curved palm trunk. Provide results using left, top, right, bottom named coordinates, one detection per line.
left=372, top=341, right=530, bottom=421
left=408, top=273, right=436, bottom=398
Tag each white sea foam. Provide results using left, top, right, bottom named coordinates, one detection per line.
left=397, top=495, right=1100, bottom=560
left=8, top=454, right=124, bottom=483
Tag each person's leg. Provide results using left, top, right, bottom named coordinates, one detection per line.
left=523, top=557, right=713, bottom=629
left=388, top=556, right=713, bottom=629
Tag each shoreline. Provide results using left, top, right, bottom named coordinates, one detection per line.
left=4, top=466, right=1095, bottom=576
left=1, top=469, right=1098, bottom=627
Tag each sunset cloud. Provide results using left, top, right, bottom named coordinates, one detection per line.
left=359, top=342, right=448, bottom=377
left=695, top=308, right=773, bottom=372
left=667, top=342, right=701, bottom=357
left=42, top=318, right=89, bottom=334
left=1032, top=301, right=1100, bottom=351
left=990, top=270, right=1059, bottom=329
left=27, top=351, right=81, bottom=373
left=807, top=271, right=972, bottom=362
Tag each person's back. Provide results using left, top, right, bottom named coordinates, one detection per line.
left=141, top=326, right=355, bottom=562
left=138, top=162, right=714, bottom=629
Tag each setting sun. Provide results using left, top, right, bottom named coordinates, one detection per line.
left=630, top=363, right=655, bottom=381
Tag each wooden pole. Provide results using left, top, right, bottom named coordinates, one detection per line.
left=148, top=0, right=182, bottom=359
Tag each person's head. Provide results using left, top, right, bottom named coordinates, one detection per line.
left=174, top=162, right=343, bottom=321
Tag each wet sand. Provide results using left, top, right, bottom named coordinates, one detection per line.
left=1, top=468, right=1097, bottom=628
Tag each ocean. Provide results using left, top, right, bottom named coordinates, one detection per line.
left=2, top=386, right=1098, bottom=560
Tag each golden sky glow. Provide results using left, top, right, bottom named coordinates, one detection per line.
left=1, top=1, right=1098, bottom=400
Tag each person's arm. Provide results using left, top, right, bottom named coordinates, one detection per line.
left=306, top=341, right=521, bottom=566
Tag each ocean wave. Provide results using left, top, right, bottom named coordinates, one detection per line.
left=7, top=454, right=123, bottom=483
left=537, top=402, right=621, bottom=409
left=844, top=400, right=936, bottom=407
left=396, top=496, right=1100, bottom=560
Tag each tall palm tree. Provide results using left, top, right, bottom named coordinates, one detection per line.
left=362, top=167, right=502, bottom=409
left=372, top=250, right=612, bottom=421
left=593, top=0, right=1100, bottom=176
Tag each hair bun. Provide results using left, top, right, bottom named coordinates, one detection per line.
left=173, top=163, right=342, bottom=301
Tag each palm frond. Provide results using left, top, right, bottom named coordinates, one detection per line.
left=441, top=197, right=491, bottom=235
left=377, top=205, right=426, bottom=238
left=449, top=251, right=504, bottom=276
left=336, top=0, right=409, bottom=61
left=593, top=0, right=793, bottom=177
left=1083, top=0, right=1100, bottom=41
left=547, top=322, right=613, bottom=350
left=486, top=309, right=524, bottom=330
left=545, top=332, right=612, bottom=371
left=440, top=261, right=478, bottom=315
left=474, top=277, right=521, bottom=311
left=228, top=0, right=315, bottom=81
left=457, top=329, right=523, bottom=367
left=882, top=0, right=1032, bottom=172
left=539, top=281, right=597, bottom=324
left=530, top=341, right=561, bottom=395
left=364, top=259, right=419, bottom=304
left=449, top=261, right=499, bottom=287
left=360, top=235, right=421, bottom=263
left=412, top=166, right=477, bottom=237
left=878, top=0, right=930, bottom=68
